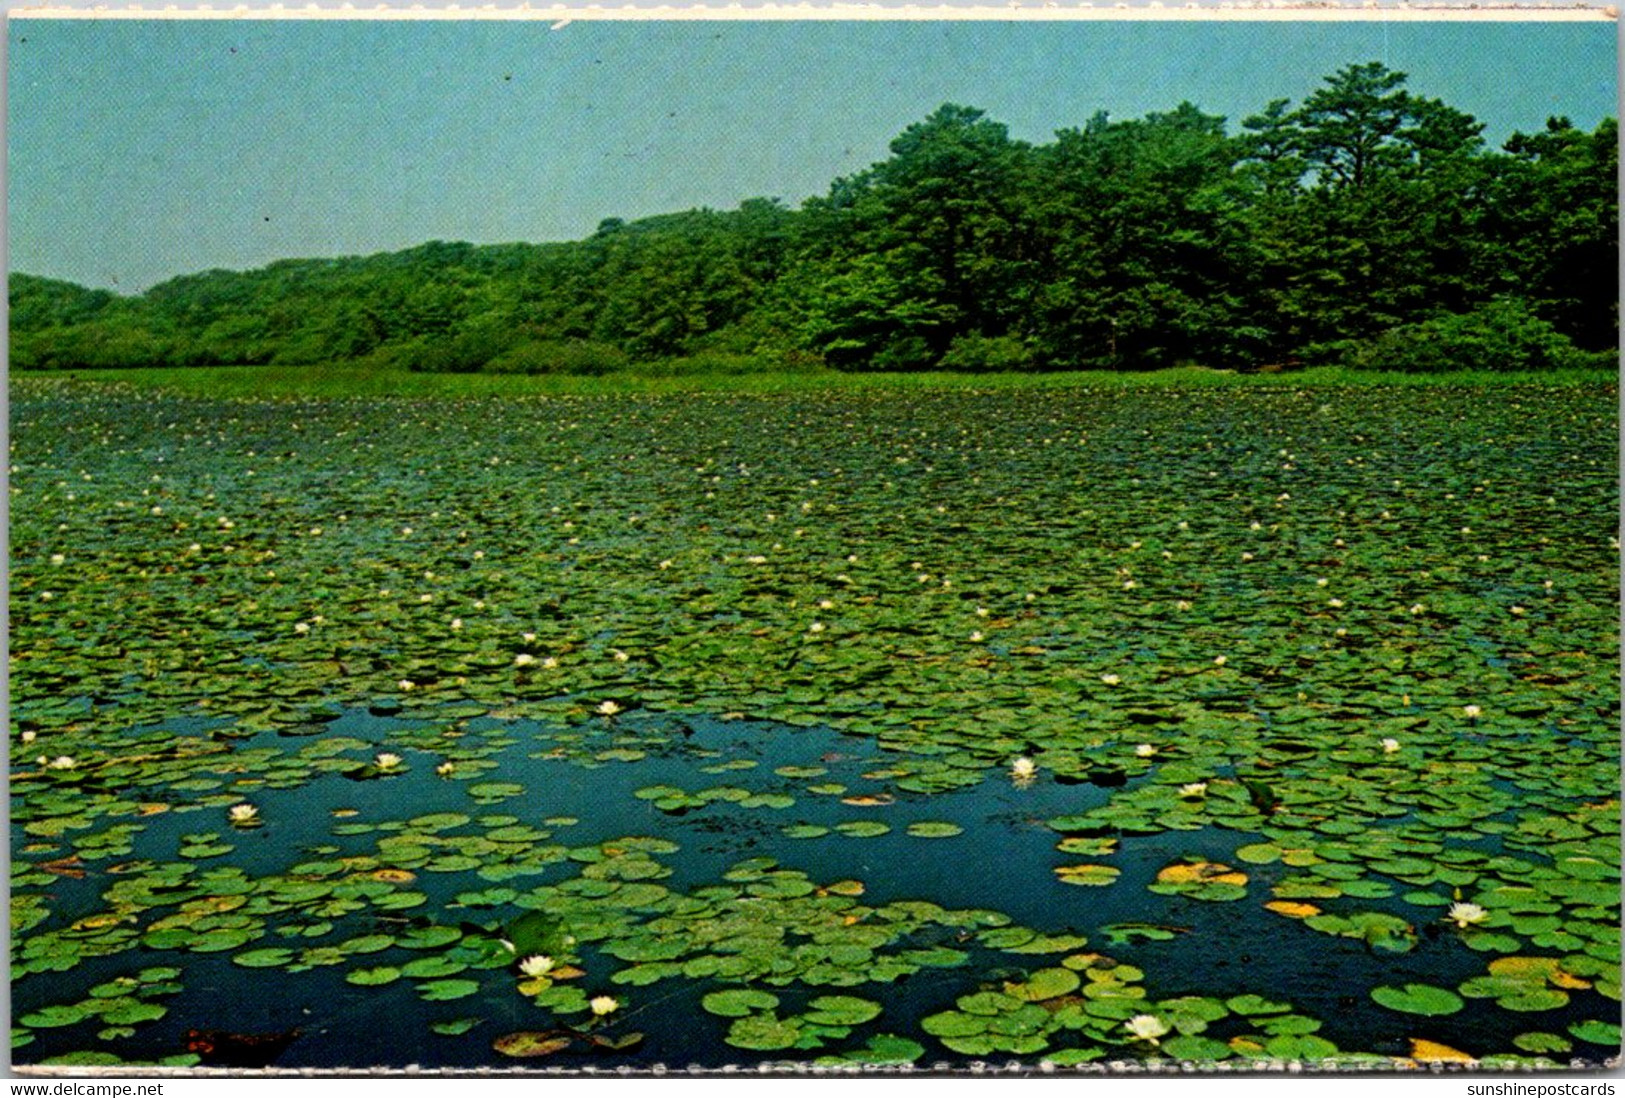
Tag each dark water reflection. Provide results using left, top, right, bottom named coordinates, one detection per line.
left=12, top=710, right=1614, bottom=1068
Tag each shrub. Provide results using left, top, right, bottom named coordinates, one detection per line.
left=483, top=339, right=629, bottom=376
left=1338, top=299, right=1604, bottom=373
left=868, top=335, right=935, bottom=373
left=400, top=320, right=520, bottom=373
left=938, top=333, right=1038, bottom=373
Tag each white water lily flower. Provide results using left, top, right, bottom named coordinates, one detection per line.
left=46, top=756, right=77, bottom=770
left=374, top=753, right=403, bottom=771
left=589, top=996, right=620, bottom=1016
left=397, top=680, right=415, bottom=692
left=1010, top=757, right=1036, bottom=780
left=514, top=653, right=537, bottom=667
left=969, top=630, right=984, bottom=642
left=1213, top=655, right=1227, bottom=667
left=1462, top=705, right=1483, bottom=719
left=1447, top=902, right=1489, bottom=929
left=1101, top=673, right=1122, bottom=686
left=596, top=701, right=623, bottom=717
left=612, top=650, right=630, bottom=662
left=1125, top=1015, right=1169, bottom=1042
left=808, top=622, right=826, bottom=634
left=294, top=622, right=311, bottom=635
left=228, top=804, right=260, bottom=825
left=436, top=762, right=456, bottom=777
left=519, top=955, right=555, bottom=978
left=1135, top=744, right=1158, bottom=758
left=20, top=730, right=37, bottom=745
left=1381, top=738, right=1401, bottom=755
left=1179, top=782, right=1208, bottom=798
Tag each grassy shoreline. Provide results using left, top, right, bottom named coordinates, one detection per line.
left=8, top=362, right=1619, bottom=400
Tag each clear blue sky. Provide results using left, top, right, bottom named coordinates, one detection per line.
left=8, top=18, right=1617, bottom=292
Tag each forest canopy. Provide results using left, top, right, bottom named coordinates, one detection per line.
left=10, top=63, right=1619, bottom=375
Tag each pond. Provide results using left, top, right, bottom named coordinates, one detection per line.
left=9, top=381, right=1620, bottom=1069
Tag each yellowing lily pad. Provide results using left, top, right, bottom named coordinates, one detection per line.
left=1409, top=1038, right=1476, bottom=1063
left=1054, top=864, right=1120, bottom=887
left=492, top=1032, right=571, bottom=1058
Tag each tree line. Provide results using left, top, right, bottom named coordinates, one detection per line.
left=11, top=63, right=1618, bottom=375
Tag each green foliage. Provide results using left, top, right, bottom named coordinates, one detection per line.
left=938, top=333, right=1037, bottom=373
left=484, top=339, right=629, bottom=376
left=10, top=66, right=1617, bottom=376
left=1333, top=298, right=1607, bottom=373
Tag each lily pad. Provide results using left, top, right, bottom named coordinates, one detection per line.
left=701, top=989, right=781, bottom=1018
left=1371, top=984, right=1464, bottom=1017
left=492, top=1032, right=572, bottom=1058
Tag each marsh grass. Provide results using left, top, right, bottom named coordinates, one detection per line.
left=13, top=362, right=1619, bottom=400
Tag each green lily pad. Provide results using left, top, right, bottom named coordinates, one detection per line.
left=431, top=1018, right=482, bottom=1037
left=1225, top=994, right=1292, bottom=1016
left=1371, top=984, right=1464, bottom=1016
left=19, top=1005, right=88, bottom=1029
left=1513, top=1032, right=1572, bottom=1054
left=231, top=947, right=295, bottom=969
left=905, top=821, right=963, bottom=838
left=418, top=978, right=481, bottom=1001
left=701, top=989, right=781, bottom=1017
left=1567, top=1020, right=1620, bottom=1046
left=1162, top=1034, right=1233, bottom=1060
left=725, top=1013, right=800, bottom=1051
left=346, top=966, right=402, bottom=986
left=803, top=995, right=883, bottom=1026
left=1007, top=967, right=1080, bottom=1002
left=834, top=821, right=890, bottom=838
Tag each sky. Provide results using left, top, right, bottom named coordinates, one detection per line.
left=7, top=17, right=1618, bottom=293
